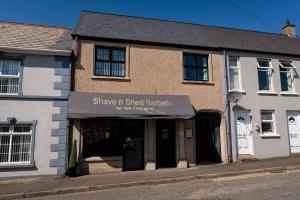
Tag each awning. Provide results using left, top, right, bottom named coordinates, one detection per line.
left=68, top=92, right=195, bottom=119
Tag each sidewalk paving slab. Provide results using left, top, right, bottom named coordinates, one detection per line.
left=0, top=156, right=300, bottom=199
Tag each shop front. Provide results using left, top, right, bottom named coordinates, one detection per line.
left=68, top=92, right=195, bottom=173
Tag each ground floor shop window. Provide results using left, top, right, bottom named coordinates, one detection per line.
left=0, top=124, right=32, bottom=164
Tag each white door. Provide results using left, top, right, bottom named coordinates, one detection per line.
left=234, top=110, right=252, bottom=155
left=287, top=112, right=300, bottom=153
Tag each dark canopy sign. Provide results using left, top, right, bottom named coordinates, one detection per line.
left=68, top=92, right=195, bottom=119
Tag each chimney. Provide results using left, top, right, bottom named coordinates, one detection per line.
left=282, top=19, right=296, bottom=38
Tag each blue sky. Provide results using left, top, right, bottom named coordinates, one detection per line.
left=1, top=0, right=299, bottom=34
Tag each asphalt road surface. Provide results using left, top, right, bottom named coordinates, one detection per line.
left=26, top=170, right=300, bottom=200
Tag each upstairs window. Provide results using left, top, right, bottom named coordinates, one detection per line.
left=0, top=60, right=20, bottom=94
left=183, top=54, right=208, bottom=81
left=257, top=59, right=273, bottom=91
left=228, top=57, right=241, bottom=91
left=279, top=61, right=296, bottom=92
left=95, top=47, right=125, bottom=77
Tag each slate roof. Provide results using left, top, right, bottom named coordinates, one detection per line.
left=0, top=21, right=72, bottom=51
left=73, top=11, right=300, bottom=56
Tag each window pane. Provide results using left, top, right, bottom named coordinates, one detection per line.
left=111, top=63, right=125, bottom=77
left=258, top=71, right=270, bottom=90
left=184, top=68, right=196, bottom=80
left=95, top=62, right=110, bottom=76
left=2, top=61, right=20, bottom=75
left=258, top=60, right=271, bottom=68
left=280, top=71, right=289, bottom=91
left=13, top=126, right=31, bottom=133
left=112, top=50, right=125, bottom=62
left=11, top=135, right=31, bottom=163
left=229, top=68, right=240, bottom=90
left=0, top=135, right=10, bottom=163
left=196, top=68, right=208, bottom=81
left=0, top=77, right=19, bottom=94
left=261, top=112, right=273, bottom=120
left=262, top=122, right=273, bottom=132
left=0, top=126, right=10, bottom=133
left=229, top=58, right=238, bottom=67
left=96, top=48, right=109, bottom=60
left=196, top=56, right=208, bottom=67
left=184, top=55, right=195, bottom=66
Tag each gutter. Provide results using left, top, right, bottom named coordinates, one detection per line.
left=0, top=46, right=71, bottom=56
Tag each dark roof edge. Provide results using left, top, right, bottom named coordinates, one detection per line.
left=72, top=34, right=300, bottom=57
left=80, top=10, right=291, bottom=38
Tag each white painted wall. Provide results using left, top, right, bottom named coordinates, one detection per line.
left=227, top=51, right=300, bottom=160
left=0, top=100, right=59, bottom=178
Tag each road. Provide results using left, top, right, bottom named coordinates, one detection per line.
left=26, top=170, right=300, bottom=200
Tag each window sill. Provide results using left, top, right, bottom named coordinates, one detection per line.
left=91, top=76, right=130, bottom=81
left=0, top=93, right=19, bottom=96
left=228, top=89, right=246, bottom=94
left=80, top=156, right=123, bottom=162
left=0, top=162, right=35, bottom=169
left=181, top=80, right=215, bottom=85
left=279, top=92, right=299, bottom=96
left=257, top=91, right=278, bottom=96
left=260, top=134, right=280, bottom=138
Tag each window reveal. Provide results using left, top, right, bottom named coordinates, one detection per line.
left=183, top=54, right=209, bottom=81
left=0, top=125, right=32, bottom=164
left=0, top=60, right=21, bottom=94
left=279, top=61, right=296, bottom=92
left=257, top=59, right=273, bottom=91
left=95, top=47, right=125, bottom=77
left=260, top=111, right=275, bottom=134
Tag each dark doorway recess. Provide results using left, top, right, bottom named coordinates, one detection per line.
left=156, top=120, right=176, bottom=168
left=196, top=112, right=222, bottom=164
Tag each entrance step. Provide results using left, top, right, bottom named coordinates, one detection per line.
left=79, top=161, right=122, bottom=174
left=237, top=155, right=259, bottom=163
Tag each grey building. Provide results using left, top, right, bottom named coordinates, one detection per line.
left=0, top=22, right=72, bottom=178
left=224, top=22, right=300, bottom=161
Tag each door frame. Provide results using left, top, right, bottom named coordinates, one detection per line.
left=234, top=110, right=253, bottom=155
left=287, top=111, right=300, bottom=154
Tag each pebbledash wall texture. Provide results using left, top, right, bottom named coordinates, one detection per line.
left=72, top=39, right=228, bottom=170
left=0, top=22, right=72, bottom=178
left=74, top=40, right=224, bottom=111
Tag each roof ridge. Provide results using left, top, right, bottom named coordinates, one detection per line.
left=82, top=10, right=293, bottom=38
left=0, top=20, right=72, bottom=31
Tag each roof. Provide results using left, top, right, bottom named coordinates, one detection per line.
left=73, top=11, right=300, bottom=56
left=0, top=21, right=72, bottom=52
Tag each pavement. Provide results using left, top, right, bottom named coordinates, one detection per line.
left=23, top=167, right=300, bottom=200
left=1, top=156, right=300, bottom=200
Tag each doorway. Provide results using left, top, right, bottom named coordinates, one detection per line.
left=196, top=112, right=222, bottom=164
left=156, top=120, right=176, bottom=168
left=234, top=110, right=252, bottom=155
left=287, top=111, right=300, bottom=153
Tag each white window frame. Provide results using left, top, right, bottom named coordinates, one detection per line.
left=260, top=110, right=278, bottom=137
left=279, top=60, right=296, bottom=93
left=0, top=59, right=21, bottom=95
left=228, top=56, right=243, bottom=92
left=257, top=59, right=274, bottom=92
left=0, top=124, right=33, bottom=165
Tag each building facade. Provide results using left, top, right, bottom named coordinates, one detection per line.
left=224, top=23, right=300, bottom=161
left=0, top=22, right=72, bottom=178
left=69, top=11, right=228, bottom=173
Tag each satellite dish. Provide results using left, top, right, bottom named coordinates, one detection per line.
left=227, top=91, right=243, bottom=103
